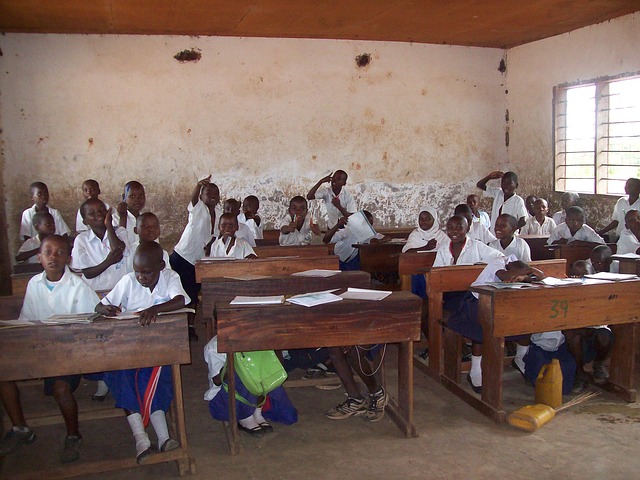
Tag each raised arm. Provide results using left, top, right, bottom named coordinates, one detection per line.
left=192, top=175, right=211, bottom=206
left=307, top=173, right=332, bottom=200
left=476, top=171, right=504, bottom=191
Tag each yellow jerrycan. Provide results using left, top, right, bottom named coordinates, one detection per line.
left=535, top=358, right=563, bottom=408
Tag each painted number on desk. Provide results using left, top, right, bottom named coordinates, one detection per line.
left=549, top=300, right=568, bottom=319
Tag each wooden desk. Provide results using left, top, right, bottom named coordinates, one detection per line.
left=195, top=256, right=339, bottom=283
left=550, top=243, right=617, bottom=275
left=216, top=291, right=422, bottom=454
left=613, top=255, right=640, bottom=275
left=10, top=273, right=35, bottom=296
left=377, top=227, right=413, bottom=239
left=465, top=280, right=640, bottom=423
left=0, top=314, right=195, bottom=478
left=398, top=251, right=436, bottom=291
left=253, top=244, right=334, bottom=258
left=354, top=241, right=405, bottom=281
left=520, top=235, right=553, bottom=261
left=424, top=259, right=567, bottom=381
left=12, top=263, right=45, bottom=275
left=200, top=271, right=371, bottom=340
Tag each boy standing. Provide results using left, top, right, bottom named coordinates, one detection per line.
left=476, top=171, right=528, bottom=232
left=0, top=235, right=99, bottom=463
left=15, top=211, right=56, bottom=263
left=113, top=181, right=146, bottom=247
left=307, top=170, right=357, bottom=228
left=96, top=242, right=188, bottom=464
left=20, top=181, right=70, bottom=240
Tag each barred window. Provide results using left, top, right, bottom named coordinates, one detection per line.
left=554, top=75, right=640, bottom=195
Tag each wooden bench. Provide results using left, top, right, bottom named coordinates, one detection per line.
left=423, top=259, right=568, bottom=382
left=398, top=251, right=437, bottom=291
left=253, top=244, right=334, bottom=258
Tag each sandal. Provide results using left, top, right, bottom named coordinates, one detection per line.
left=237, top=423, right=265, bottom=437
left=257, top=422, right=273, bottom=433
left=136, top=447, right=153, bottom=465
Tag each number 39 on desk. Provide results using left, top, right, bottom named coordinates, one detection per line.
left=549, top=300, right=569, bottom=319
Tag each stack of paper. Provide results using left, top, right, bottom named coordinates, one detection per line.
left=105, top=307, right=196, bottom=319
left=230, top=295, right=285, bottom=305
left=41, top=313, right=99, bottom=325
left=291, top=269, right=341, bottom=277
left=339, top=288, right=392, bottom=301
left=584, top=272, right=638, bottom=281
left=540, top=277, right=583, bottom=286
left=286, top=291, right=343, bottom=307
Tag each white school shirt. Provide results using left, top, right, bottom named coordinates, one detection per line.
left=484, top=186, right=528, bottom=234
left=71, top=226, right=130, bottom=291
left=472, top=211, right=491, bottom=230
left=547, top=223, right=605, bottom=245
left=402, top=228, right=448, bottom=253
left=19, top=266, right=100, bottom=320
left=552, top=210, right=566, bottom=226
left=330, top=226, right=384, bottom=263
left=314, top=186, right=357, bottom=228
left=203, top=336, right=227, bottom=401
left=489, top=236, right=531, bottom=262
left=235, top=222, right=256, bottom=247
left=126, top=240, right=171, bottom=273
left=469, top=221, right=497, bottom=245
left=208, top=237, right=256, bottom=259
left=111, top=210, right=139, bottom=248
left=520, top=215, right=557, bottom=236
left=433, top=236, right=504, bottom=267
left=238, top=213, right=263, bottom=240
left=100, top=268, right=190, bottom=313
left=17, top=236, right=42, bottom=264
left=616, top=229, right=640, bottom=255
left=75, top=201, right=110, bottom=233
left=20, top=205, right=70, bottom=238
left=612, top=196, right=640, bottom=237
left=278, top=214, right=314, bottom=246
left=173, top=201, right=223, bottom=265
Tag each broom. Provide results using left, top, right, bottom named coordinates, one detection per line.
left=508, top=389, right=601, bottom=432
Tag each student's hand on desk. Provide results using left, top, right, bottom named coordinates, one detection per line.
left=136, top=306, right=159, bottom=326
left=96, top=303, right=121, bottom=317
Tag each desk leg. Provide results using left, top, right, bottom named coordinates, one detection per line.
left=607, top=323, right=637, bottom=403
left=386, top=341, right=417, bottom=438
left=427, top=292, right=443, bottom=378
left=480, top=296, right=506, bottom=423
left=171, top=365, right=196, bottom=475
left=226, top=353, right=240, bottom=455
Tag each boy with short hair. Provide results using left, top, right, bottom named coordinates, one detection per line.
left=588, top=244, right=618, bottom=273
left=75, top=179, right=110, bottom=233
left=466, top=194, right=491, bottom=230
left=552, top=192, right=580, bottom=226
left=113, top=180, right=146, bottom=247
left=95, top=242, right=188, bottom=464
left=547, top=206, right=605, bottom=248
left=454, top=204, right=496, bottom=245
left=525, top=195, right=537, bottom=217
left=126, top=212, right=171, bottom=272
left=207, top=213, right=257, bottom=259
left=476, top=171, right=528, bottom=232
left=307, top=170, right=357, bottom=228
left=489, top=214, right=531, bottom=262
left=15, top=211, right=56, bottom=263
left=0, top=235, right=99, bottom=463
left=20, top=181, right=70, bottom=241
left=520, top=198, right=556, bottom=235
left=279, top=196, right=321, bottom=246
left=223, top=198, right=256, bottom=247
left=239, top=195, right=263, bottom=240
left=598, top=178, right=640, bottom=239
left=71, top=198, right=129, bottom=291
left=617, top=209, right=640, bottom=255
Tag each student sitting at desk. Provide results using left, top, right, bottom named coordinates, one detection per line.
left=520, top=198, right=556, bottom=235
left=238, top=195, right=263, bottom=240
left=0, top=235, right=99, bottom=463
left=597, top=177, right=640, bottom=240
left=207, top=213, right=257, bottom=259
left=454, top=204, right=496, bottom=245
left=112, top=180, right=146, bottom=247
left=547, top=206, right=605, bottom=248
left=525, top=195, right=537, bottom=218
left=433, top=215, right=502, bottom=267
left=278, top=195, right=321, bottom=246
left=75, top=179, right=110, bottom=233
left=552, top=192, right=580, bottom=226
left=589, top=245, right=618, bottom=273
left=223, top=198, right=256, bottom=247
left=15, top=211, right=56, bottom=264
left=488, top=214, right=532, bottom=262
left=95, top=242, right=189, bottom=464
left=20, top=181, right=70, bottom=241
left=466, top=194, right=491, bottom=230
left=204, top=336, right=298, bottom=436
left=617, top=209, right=640, bottom=255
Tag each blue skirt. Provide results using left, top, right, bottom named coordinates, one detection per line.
left=104, top=366, right=174, bottom=413
left=523, top=343, right=576, bottom=395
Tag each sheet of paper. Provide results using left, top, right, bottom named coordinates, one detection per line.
left=346, top=211, right=377, bottom=244
left=291, top=269, right=341, bottom=277
left=584, top=272, right=638, bottom=281
left=612, top=253, right=640, bottom=259
left=339, top=287, right=392, bottom=301
left=483, top=282, right=537, bottom=289
left=41, top=313, right=99, bottom=324
left=224, top=273, right=272, bottom=281
left=105, top=307, right=195, bottom=320
left=286, top=291, right=343, bottom=307
left=389, top=238, right=407, bottom=244
left=0, top=319, right=39, bottom=328
left=230, top=295, right=285, bottom=305
left=540, top=277, right=583, bottom=286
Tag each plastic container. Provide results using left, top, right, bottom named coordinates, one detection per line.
left=535, top=358, right=563, bottom=408
left=508, top=404, right=556, bottom=432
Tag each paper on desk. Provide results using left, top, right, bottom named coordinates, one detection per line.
left=339, top=287, right=392, bottom=301
left=105, top=307, right=196, bottom=319
left=584, top=272, right=638, bottom=281
left=200, top=256, right=237, bottom=262
left=540, top=277, right=583, bottom=286
left=612, top=253, right=640, bottom=259
left=291, top=269, right=341, bottom=277
left=286, top=291, right=343, bottom=307
left=483, top=282, right=537, bottom=289
left=0, top=318, right=39, bottom=328
left=389, top=238, right=407, bottom=244
left=230, top=295, right=285, bottom=305
left=41, top=313, right=99, bottom=324
left=224, top=273, right=271, bottom=281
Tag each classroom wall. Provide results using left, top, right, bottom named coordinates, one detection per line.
left=0, top=34, right=506, bottom=253
left=506, top=12, right=640, bottom=229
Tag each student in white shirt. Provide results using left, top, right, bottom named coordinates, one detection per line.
left=551, top=191, right=580, bottom=226
left=454, top=204, right=496, bottom=245
left=279, top=196, right=321, bottom=246
left=466, top=194, right=491, bottom=230
left=476, top=171, right=528, bottom=233
left=223, top=198, right=256, bottom=247
left=0, top=235, right=99, bottom=463
left=489, top=214, right=532, bottom=262
left=238, top=195, right=264, bottom=240
left=547, top=206, right=605, bottom=247
left=433, top=216, right=503, bottom=267
left=15, top=211, right=56, bottom=264
left=126, top=213, right=171, bottom=273
left=307, top=170, right=357, bottom=228
left=402, top=206, right=447, bottom=253
left=96, top=242, right=189, bottom=465
left=75, top=179, right=110, bottom=233
left=616, top=209, right=640, bottom=255
left=20, top=181, right=70, bottom=240
left=71, top=199, right=129, bottom=292
left=598, top=178, right=640, bottom=239
left=520, top=198, right=557, bottom=236
left=112, top=181, right=146, bottom=247
left=207, top=213, right=257, bottom=259
left=525, top=195, right=537, bottom=218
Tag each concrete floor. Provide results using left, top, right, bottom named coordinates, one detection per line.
left=2, top=330, right=640, bottom=480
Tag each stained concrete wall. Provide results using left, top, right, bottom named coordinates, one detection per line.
left=506, top=12, right=640, bottom=229
left=0, top=34, right=506, bottom=253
